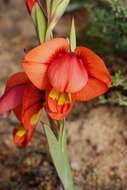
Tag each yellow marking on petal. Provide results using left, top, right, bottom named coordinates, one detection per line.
left=30, top=110, right=41, bottom=125
left=16, top=129, right=26, bottom=137
left=15, top=124, right=26, bottom=137
left=58, top=93, right=72, bottom=105
left=58, top=93, right=65, bottom=105
left=49, top=88, right=60, bottom=100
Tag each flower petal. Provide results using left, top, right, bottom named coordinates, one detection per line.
left=6, top=72, right=29, bottom=90
left=0, top=72, right=28, bottom=116
left=13, top=105, right=22, bottom=121
left=13, top=124, right=35, bottom=147
left=46, top=87, right=74, bottom=120
left=75, top=47, right=111, bottom=87
left=72, top=77, right=109, bottom=101
left=0, top=84, right=26, bottom=116
left=13, top=82, right=44, bottom=147
left=22, top=38, right=69, bottom=90
left=48, top=53, right=88, bottom=93
left=21, top=82, right=44, bottom=130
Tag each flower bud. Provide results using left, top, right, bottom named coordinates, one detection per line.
left=25, top=0, right=37, bottom=14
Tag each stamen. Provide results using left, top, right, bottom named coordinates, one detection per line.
left=49, top=88, right=72, bottom=105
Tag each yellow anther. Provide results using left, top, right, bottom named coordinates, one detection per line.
left=49, top=88, right=72, bottom=105
left=49, top=88, right=60, bottom=100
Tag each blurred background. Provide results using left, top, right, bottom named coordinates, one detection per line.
left=0, top=0, right=127, bottom=189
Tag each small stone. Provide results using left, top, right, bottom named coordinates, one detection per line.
left=71, top=162, right=81, bottom=171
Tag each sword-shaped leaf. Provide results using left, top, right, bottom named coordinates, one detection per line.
left=37, top=0, right=47, bottom=17
left=44, top=125, right=74, bottom=190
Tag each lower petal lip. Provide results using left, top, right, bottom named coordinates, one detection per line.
left=46, top=87, right=75, bottom=120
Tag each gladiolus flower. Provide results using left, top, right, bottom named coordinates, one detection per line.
left=0, top=72, right=44, bottom=147
left=23, top=38, right=111, bottom=120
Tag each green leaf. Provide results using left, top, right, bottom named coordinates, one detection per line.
left=44, top=125, right=74, bottom=190
left=46, top=0, right=70, bottom=40
left=60, top=127, right=74, bottom=190
left=32, top=3, right=47, bottom=43
left=70, top=18, right=76, bottom=52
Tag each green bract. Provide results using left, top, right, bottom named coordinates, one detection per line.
left=32, top=3, right=47, bottom=43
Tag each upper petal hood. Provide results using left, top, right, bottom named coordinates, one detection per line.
left=6, top=72, right=29, bottom=89
left=22, top=38, right=69, bottom=90
left=0, top=84, right=26, bottom=116
left=48, top=53, right=88, bottom=93
left=0, top=72, right=28, bottom=116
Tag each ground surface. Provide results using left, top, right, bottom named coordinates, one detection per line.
left=0, top=1, right=127, bottom=190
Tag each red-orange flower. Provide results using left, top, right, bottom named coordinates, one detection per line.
left=23, top=38, right=111, bottom=120
left=0, top=72, right=44, bottom=147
